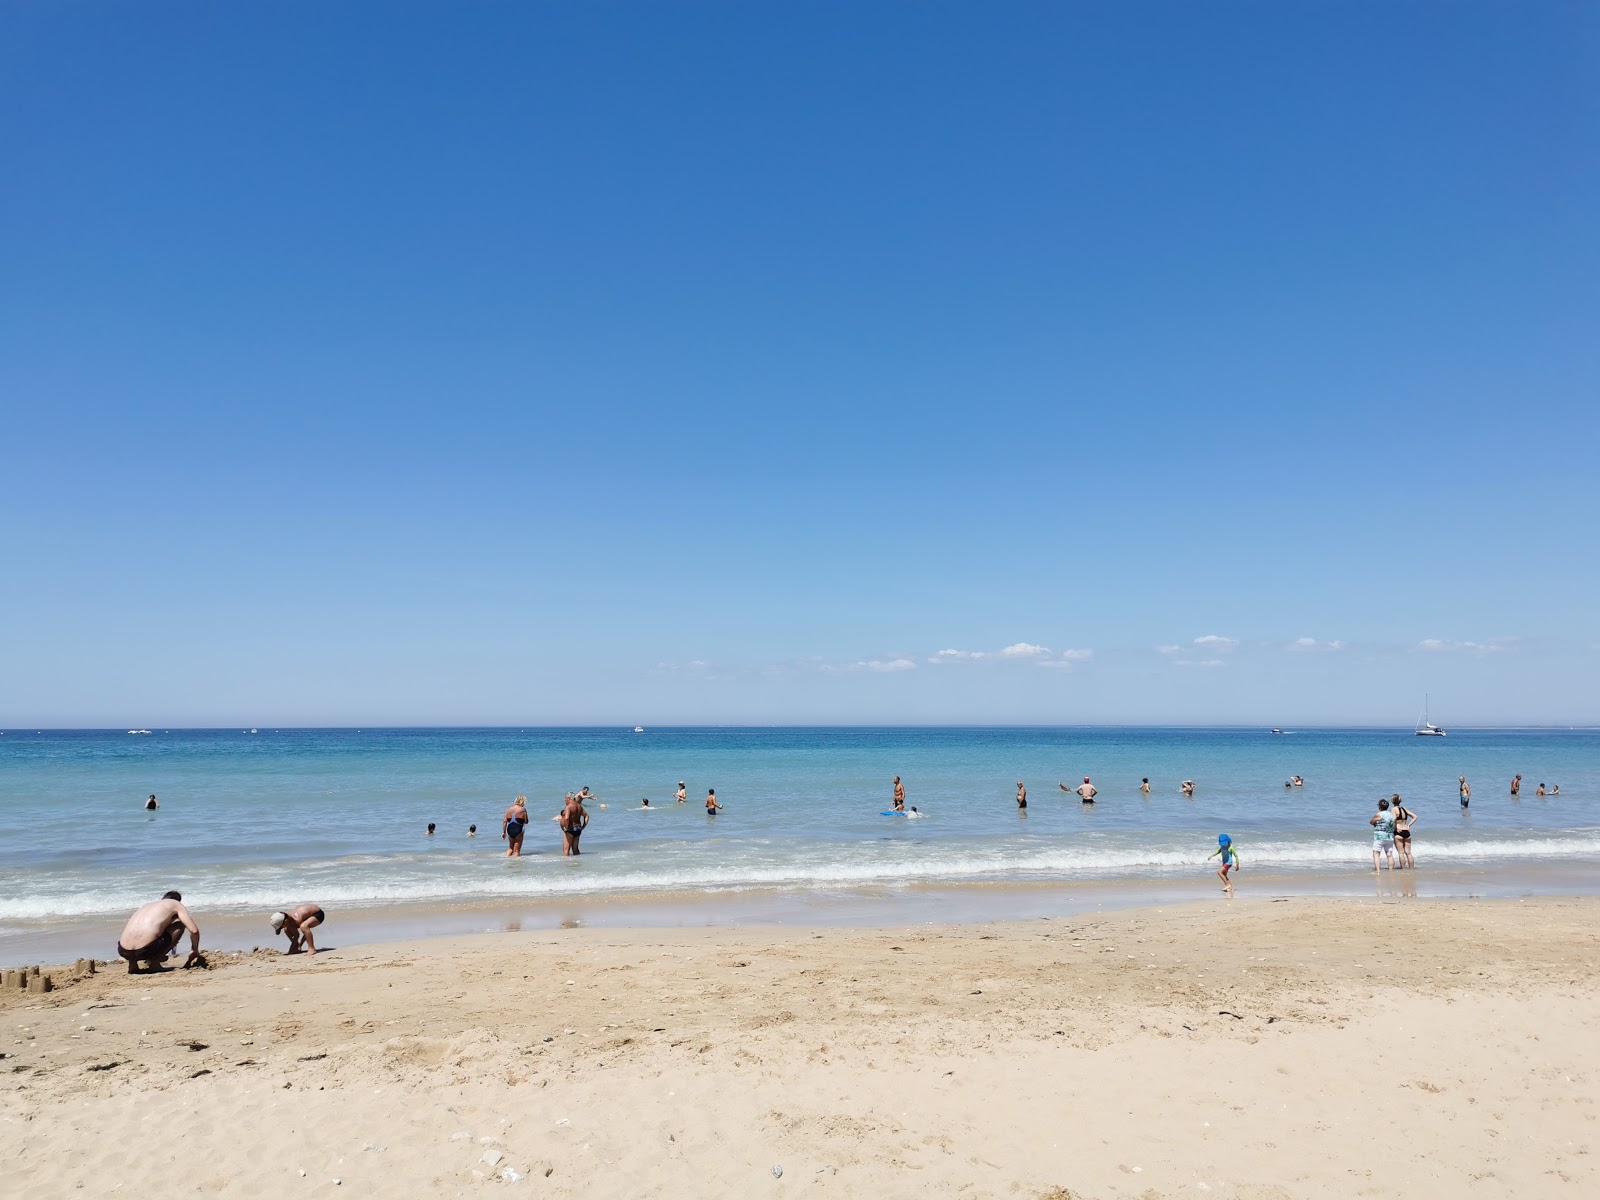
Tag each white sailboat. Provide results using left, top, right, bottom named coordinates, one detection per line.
left=1414, top=696, right=1446, bottom=737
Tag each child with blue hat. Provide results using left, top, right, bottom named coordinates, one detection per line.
left=1208, top=833, right=1240, bottom=896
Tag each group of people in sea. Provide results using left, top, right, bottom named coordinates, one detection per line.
left=114, top=891, right=324, bottom=974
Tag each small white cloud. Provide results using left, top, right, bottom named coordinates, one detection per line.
left=1155, top=644, right=1182, bottom=656
left=1174, top=658, right=1227, bottom=669
left=824, top=657, right=918, bottom=673
left=1192, top=635, right=1239, bottom=652
left=929, top=648, right=988, bottom=662
left=1000, top=642, right=1051, bottom=659
left=1417, top=637, right=1517, bottom=656
left=1288, top=637, right=1345, bottom=652
left=687, top=660, right=708, bottom=670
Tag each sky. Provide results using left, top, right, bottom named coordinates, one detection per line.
left=1, top=2, right=1596, bottom=727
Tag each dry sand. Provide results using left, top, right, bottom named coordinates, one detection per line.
left=2, top=896, right=1596, bottom=1198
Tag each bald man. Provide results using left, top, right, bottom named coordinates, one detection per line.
left=116, top=892, right=201, bottom=974
left=269, top=903, right=326, bottom=954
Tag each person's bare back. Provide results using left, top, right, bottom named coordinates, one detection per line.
left=116, top=895, right=200, bottom=973
left=271, top=902, right=326, bottom=954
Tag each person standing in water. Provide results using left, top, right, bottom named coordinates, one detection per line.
left=1016, top=781, right=1027, bottom=810
left=559, top=793, right=588, bottom=855
left=1208, top=835, right=1240, bottom=896
left=1181, top=780, right=1195, bottom=797
left=1371, top=797, right=1397, bottom=872
left=502, top=796, right=529, bottom=857
left=892, top=776, right=906, bottom=812
left=144, top=794, right=159, bottom=811
left=1139, top=778, right=1151, bottom=795
left=705, top=788, right=722, bottom=816
left=1459, top=776, right=1471, bottom=809
left=675, top=782, right=687, bottom=805
left=1510, top=774, right=1522, bottom=796
left=1391, top=795, right=1418, bottom=869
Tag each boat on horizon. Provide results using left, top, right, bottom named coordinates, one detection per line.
left=1415, top=696, right=1446, bottom=737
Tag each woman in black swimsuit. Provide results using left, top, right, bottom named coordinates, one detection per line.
left=1391, top=795, right=1417, bottom=870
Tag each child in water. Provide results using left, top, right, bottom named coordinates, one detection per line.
left=1208, top=834, right=1240, bottom=895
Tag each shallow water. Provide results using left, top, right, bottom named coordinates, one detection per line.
left=1, top=726, right=1593, bottom=949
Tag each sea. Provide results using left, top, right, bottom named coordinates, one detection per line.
left=1, top=726, right=1595, bottom=962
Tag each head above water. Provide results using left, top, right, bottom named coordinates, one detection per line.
left=469, top=824, right=477, bottom=833
left=427, top=822, right=436, bottom=832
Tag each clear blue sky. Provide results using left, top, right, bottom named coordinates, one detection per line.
left=2, top=2, right=1595, bottom=727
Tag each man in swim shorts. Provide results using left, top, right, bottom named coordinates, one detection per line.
left=560, top=793, right=588, bottom=855
left=892, top=776, right=906, bottom=812
left=705, top=788, right=722, bottom=817
left=1207, top=835, right=1240, bottom=896
left=1459, top=776, right=1471, bottom=808
left=502, top=796, right=529, bottom=858
left=1510, top=774, right=1521, bottom=796
left=116, top=892, right=201, bottom=974
left=1370, top=798, right=1397, bottom=872
left=1016, top=781, right=1027, bottom=810
left=270, top=903, right=326, bottom=954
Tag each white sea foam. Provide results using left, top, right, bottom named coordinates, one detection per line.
left=5, top=832, right=1600, bottom=921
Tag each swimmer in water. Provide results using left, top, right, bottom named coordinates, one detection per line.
left=675, top=782, right=687, bottom=804
left=1139, top=778, right=1151, bottom=795
left=640, top=798, right=652, bottom=808
left=1181, top=780, right=1195, bottom=797
left=144, top=794, right=158, bottom=811
left=706, top=788, right=722, bottom=815
left=467, top=824, right=477, bottom=837
left=1016, top=781, right=1027, bottom=810
left=1208, top=834, right=1240, bottom=896
left=906, top=806, right=923, bottom=818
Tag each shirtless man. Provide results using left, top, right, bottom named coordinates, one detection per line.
left=1510, top=774, right=1521, bottom=797
left=1140, top=778, right=1151, bottom=795
left=269, top=903, right=326, bottom=954
left=892, top=777, right=906, bottom=812
left=502, top=795, right=529, bottom=857
left=1459, top=775, right=1471, bottom=808
left=675, top=782, right=687, bottom=805
left=1060, top=776, right=1097, bottom=803
left=559, top=793, right=589, bottom=856
left=116, top=892, right=201, bottom=974
left=1016, top=781, right=1027, bottom=810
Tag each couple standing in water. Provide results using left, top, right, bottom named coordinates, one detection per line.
left=502, top=792, right=591, bottom=857
left=674, top=781, right=723, bottom=815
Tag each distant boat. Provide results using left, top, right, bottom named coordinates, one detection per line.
left=1414, top=696, right=1446, bottom=737
left=128, top=729, right=151, bottom=735
left=1270, top=728, right=1282, bottom=735
left=633, top=726, right=645, bottom=734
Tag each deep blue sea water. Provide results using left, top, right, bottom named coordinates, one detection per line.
left=1, top=727, right=1594, bottom=934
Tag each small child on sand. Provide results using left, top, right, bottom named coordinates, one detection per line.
left=1208, top=834, right=1240, bottom=895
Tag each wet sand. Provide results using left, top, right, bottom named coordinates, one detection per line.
left=7, top=857, right=1598, bottom=967
left=3, top=895, right=1596, bottom=1198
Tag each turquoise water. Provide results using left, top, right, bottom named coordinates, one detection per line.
left=1, top=727, right=1595, bottom=939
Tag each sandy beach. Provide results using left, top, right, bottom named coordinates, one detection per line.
left=3, top=896, right=1595, bottom=1198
